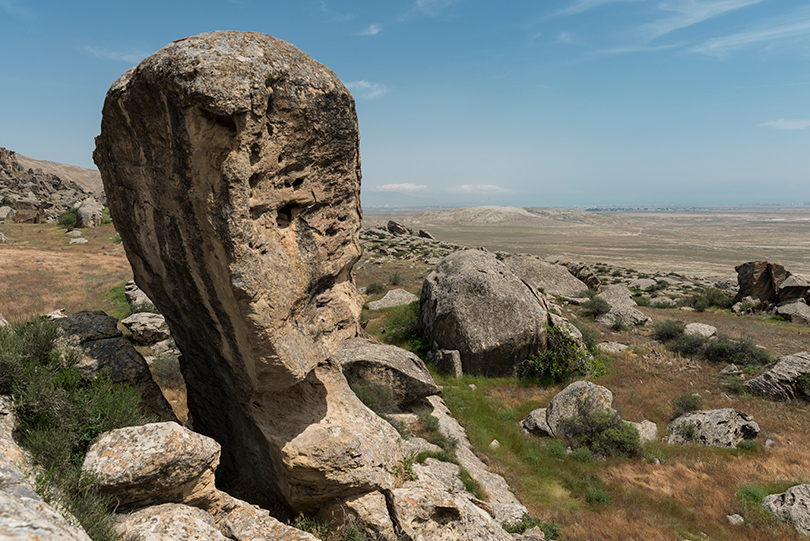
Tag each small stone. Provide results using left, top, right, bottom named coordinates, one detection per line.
left=69, top=237, right=88, bottom=244
left=490, top=439, right=501, bottom=450
left=66, top=230, right=83, bottom=237
left=727, top=514, right=744, bottom=526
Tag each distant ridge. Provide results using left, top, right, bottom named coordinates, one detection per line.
left=15, top=153, right=103, bottom=196
left=408, top=206, right=621, bottom=226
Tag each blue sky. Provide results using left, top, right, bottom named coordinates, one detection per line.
left=1, top=1, right=809, bottom=207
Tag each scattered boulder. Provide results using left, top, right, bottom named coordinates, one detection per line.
left=649, top=297, right=677, bottom=308
left=504, top=256, right=590, bottom=297
left=714, top=279, right=739, bottom=297
left=774, top=300, right=810, bottom=326
left=367, top=288, right=418, bottom=310
left=744, top=352, right=810, bottom=401
left=545, top=381, right=614, bottom=439
left=95, top=31, right=399, bottom=513
left=597, top=284, right=636, bottom=306
left=0, top=232, right=5, bottom=243
left=426, top=346, right=463, bottom=378
left=114, top=503, right=229, bottom=541
left=597, top=341, right=630, bottom=354
left=59, top=311, right=176, bottom=421
left=761, top=484, right=810, bottom=537
left=418, top=250, right=548, bottom=377
left=626, top=419, right=658, bottom=444
left=629, top=278, right=657, bottom=290
left=666, top=409, right=759, bottom=447
left=719, top=363, right=743, bottom=376
left=595, top=305, right=650, bottom=327
left=684, top=322, right=717, bottom=338
left=69, top=237, right=88, bottom=245
left=387, top=220, right=409, bottom=235
left=735, top=260, right=790, bottom=305
left=561, top=261, right=601, bottom=291
left=121, top=312, right=171, bottom=345
left=66, top=229, right=83, bottom=237
left=334, top=337, right=440, bottom=406
left=318, top=491, right=396, bottom=541
left=726, top=513, right=745, bottom=526
left=124, top=280, right=154, bottom=308
left=75, top=197, right=103, bottom=228
left=0, top=314, right=7, bottom=328
left=0, top=206, right=15, bottom=222
left=418, top=229, right=435, bottom=239
left=521, top=407, right=552, bottom=438
left=778, top=274, right=810, bottom=304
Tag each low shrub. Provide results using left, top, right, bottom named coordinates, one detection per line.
left=571, top=321, right=600, bottom=355
left=703, top=337, right=770, bottom=366
left=416, top=408, right=454, bottom=452
left=545, top=440, right=568, bottom=458
left=798, top=373, right=810, bottom=401
left=383, top=301, right=429, bottom=357
left=150, top=354, right=183, bottom=388
left=365, top=282, right=386, bottom=295
left=669, top=333, right=708, bottom=357
left=524, top=325, right=595, bottom=383
left=389, top=271, right=402, bottom=286
left=737, top=485, right=769, bottom=506
left=57, top=207, right=79, bottom=230
left=677, top=422, right=697, bottom=442
left=736, top=440, right=758, bottom=453
left=724, top=378, right=748, bottom=396
left=586, top=487, right=611, bottom=506
left=671, top=393, right=703, bottom=419
left=653, top=320, right=685, bottom=342
left=572, top=447, right=594, bottom=462
left=502, top=513, right=562, bottom=538
left=556, top=398, right=643, bottom=458
left=683, top=287, right=735, bottom=312
left=581, top=297, right=610, bottom=319
left=459, top=467, right=485, bottom=500
left=350, top=383, right=400, bottom=415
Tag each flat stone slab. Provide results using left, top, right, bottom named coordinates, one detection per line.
left=367, top=288, right=418, bottom=310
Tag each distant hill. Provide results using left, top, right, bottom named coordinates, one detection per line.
left=407, top=206, right=623, bottom=227
left=15, top=153, right=103, bottom=196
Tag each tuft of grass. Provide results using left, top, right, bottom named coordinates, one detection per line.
left=653, top=320, right=686, bottom=342
left=556, top=398, right=643, bottom=459
left=502, top=513, right=563, bottom=538
left=459, top=466, right=485, bottom=500
left=57, top=207, right=79, bottom=230
left=365, top=282, right=386, bottom=295
left=671, top=393, right=703, bottom=419
left=798, top=373, right=810, bottom=401
left=586, top=487, right=611, bottom=506
left=350, top=382, right=400, bottom=415
left=524, top=324, right=601, bottom=383
left=582, top=297, right=611, bottom=319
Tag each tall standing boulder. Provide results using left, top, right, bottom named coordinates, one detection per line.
left=93, top=31, right=400, bottom=513
left=735, top=260, right=790, bottom=304
left=75, top=197, right=103, bottom=228
left=419, top=250, right=548, bottom=376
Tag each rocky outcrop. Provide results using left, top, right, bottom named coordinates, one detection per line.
left=121, top=312, right=171, bottom=345
left=735, top=260, right=791, bottom=305
left=666, top=409, right=759, bottom=447
left=334, top=337, right=440, bottom=406
left=560, top=261, right=601, bottom=292
left=115, top=503, right=230, bottom=541
left=94, top=31, right=405, bottom=512
left=366, top=288, right=418, bottom=310
left=386, top=220, right=409, bottom=235
left=595, top=305, right=650, bottom=327
left=745, top=352, right=810, bottom=401
left=418, top=250, right=548, bottom=376
left=761, top=484, right=810, bottom=537
left=684, top=322, right=717, bottom=338
left=426, top=347, right=463, bottom=378
left=75, top=197, right=103, bottom=228
left=774, top=300, right=810, bottom=326
left=59, top=311, right=176, bottom=421
left=778, top=274, right=810, bottom=303
left=597, top=284, right=636, bottom=306
left=544, top=381, right=614, bottom=439
left=504, top=255, right=590, bottom=298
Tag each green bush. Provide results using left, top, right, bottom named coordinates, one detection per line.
left=703, top=337, right=770, bottom=366
left=581, top=297, right=611, bottom=319
left=671, top=393, right=703, bottom=419
left=365, top=282, right=386, bottom=295
left=545, top=440, right=568, bottom=458
left=571, top=321, right=600, bottom=355
left=798, top=373, right=810, bottom=401
left=684, top=287, right=735, bottom=312
left=586, top=487, right=611, bottom=506
left=459, top=467, right=485, bottom=500
left=737, top=485, right=769, bottom=506
left=389, top=271, right=402, bottom=286
left=736, top=440, right=758, bottom=453
left=724, top=378, right=748, bottom=396
left=524, top=325, right=594, bottom=383
left=653, top=320, right=686, bottom=342
left=350, top=383, right=400, bottom=415
left=150, top=354, right=183, bottom=388
left=556, top=398, right=642, bottom=458
left=677, top=422, right=697, bottom=442
left=58, top=207, right=79, bottom=230
left=669, top=333, right=708, bottom=357
left=572, top=447, right=594, bottom=462
left=502, top=513, right=562, bottom=538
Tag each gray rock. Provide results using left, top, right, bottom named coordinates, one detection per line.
left=69, top=237, right=88, bottom=244
left=0, top=232, right=5, bottom=243
left=0, top=491, right=92, bottom=540
left=779, top=274, right=810, bottom=303
left=560, top=261, right=601, bottom=292
left=83, top=422, right=220, bottom=508
left=418, top=229, right=435, bottom=239
left=649, top=297, right=677, bottom=308
left=726, top=513, right=745, bottom=526
left=124, top=280, right=153, bottom=308
left=318, top=491, right=397, bottom=541
left=0, top=314, right=7, bottom=328
left=114, top=503, right=229, bottom=541
left=0, top=206, right=15, bottom=222
left=121, top=312, right=171, bottom=345
left=75, top=197, right=103, bottom=228
left=666, top=409, right=759, bottom=447
left=387, top=220, right=409, bottom=235
left=66, top=229, right=83, bottom=237
left=521, top=408, right=553, bottom=438
left=504, top=256, right=590, bottom=298
left=745, top=352, right=810, bottom=401
left=761, top=484, right=810, bottom=536
left=684, top=323, right=717, bottom=338
left=597, top=341, right=630, bottom=354
left=597, top=284, right=636, bottom=306
left=427, top=347, right=463, bottom=378
left=419, top=250, right=548, bottom=377
left=715, top=279, right=739, bottom=296
left=626, top=419, right=658, bottom=443
left=736, top=260, right=789, bottom=305
left=595, top=305, right=650, bottom=327
left=629, top=278, right=657, bottom=290
left=719, top=363, right=743, bottom=376
left=367, top=288, right=418, bottom=310
left=546, top=381, right=614, bottom=439
left=774, top=300, right=810, bottom=325
left=335, top=337, right=440, bottom=406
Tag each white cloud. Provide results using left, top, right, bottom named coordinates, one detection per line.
left=556, top=0, right=644, bottom=17
left=558, top=32, right=575, bottom=44
left=375, top=183, right=428, bottom=192
left=448, top=184, right=510, bottom=194
left=759, top=119, right=810, bottom=130
left=642, top=0, right=764, bottom=41
left=691, top=16, right=810, bottom=55
left=0, top=0, right=28, bottom=17
left=84, top=45, right=147, bottom=64
left=360, top=23, right=382, bottom=35
left=415, top=0, right=458, bottom=17
left=346, top=80, right=388, bottom=99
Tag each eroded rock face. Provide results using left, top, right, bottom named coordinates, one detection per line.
left=761, top=484, right=810, bottom=537
left=544, top=381, right=614, bottom=439
left=419, top=250, right=548, bottom=376
left=94, top=31, right=395, bottom=512
left=736, top=260, right=790, bottom=304
left=504, top=256, right=590, bottom=298
left=666, top=409, right=759, bottom=447
left=745, top=352, right=810, bottom=401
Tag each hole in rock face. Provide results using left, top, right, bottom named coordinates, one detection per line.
left=250, top=143, right=262, bottom=165
left=276, top=202, right=303, bottom=229
left=291, top=177, right=304, bottom=190
left=214, top=114, right=237, bottom=133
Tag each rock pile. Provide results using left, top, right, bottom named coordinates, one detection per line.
left=735, top=260, right=810, bottom=324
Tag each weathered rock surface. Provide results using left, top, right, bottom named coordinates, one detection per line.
left=745, top=352, right=810, bottom=401
left=684, top=322, right=717, bottom=338
left=626, top=419, right=658, bottom=444
left=115, top=503, right=230, bottom=541
left=75, top=196, right=103, bottom=228
left=419, top=250, right=548, bottom=376
left=366, top=288, right=418, bottom=310
left=426, top=346, right=463, bottom=378
left=597, top=341, right=630, bottom=354
left=597, top=284, right=636, bottom=306
left=761, top=484, right=810, bottom=537
left=0, top=314, right=7, bottom=328
left=504, top=256, right=590, bottom=298
left=778, top=274, right=810, bottom=303
left=318, top=491, right=396, bottom=541
left=561, top=261, right=601, bottom=292
left=94, top=31, right=397, bottom=512
left=83, top=422, right=220, bottom=508
left=60, top=311, right=176, bottom=421
left=545, top=381, right=614, bottom=439
left=124, top=279, right=154, bottom=308
left=334, top=337, right=440, bottom=406
left=595, top=305, right=650, bottom=327
left=774, top=300, right=810, bottom=326
left=735, top=260, right=790, bottom=304
left=386, top=220, right=409, bottom=235
left=121, top=312, right=171, bottom=345
left=666, top=409, right=759, bottom=447
left=521, top=407, right=552, bottom=438
left=649, top=296, right=677, bottom=308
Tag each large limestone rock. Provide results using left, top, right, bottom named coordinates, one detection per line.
left=419, top=250, right=548, bottom=376
left=544, top=381, right=614, bottom=439
left=735, top=260, right=790, bottom=304
left=114, top=503, right=230, bottom=541
left=666, top=409, right=759, bottom=447
left=745, top=352, right=810, bottom=401
left=761, top=484, right=810, bottom=537
left=774, top=300, right=810, bottom=326
left=595, top=305, right=650, bottom=327
left=597, top=284, right=636, bottom=306
left=334, top=337, right=440, bottom=406
left=121, top=312, right=171, bottom=345
left=75, top=196, right=103, bottom=228
left=366, top=288, right=418, bottom=310
left=504, top=255, right=590, bottom=298
left=778, top=274, right=810, bottom=303
left=94, top=31, right=399, bottom=512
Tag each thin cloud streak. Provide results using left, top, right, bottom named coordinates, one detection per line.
left=346, top=80, right=388, bottom=99
left=759, top=119, right=810, bottom=130
left=83, top=46, right=147, bottom=64
left=642, top=0, right=764, bottom=41
left=0, top=0, right=29, bottom=17
left=375, top=183, right=428, bottom=192
left=415, top=0, right=459, bottom=17
left=360, top=23, right=382, bottom=35
left=692, top=16, right=810, bottom=55
left=555, top=0, right=644, bottom=17
left=448, top=184, right=510, bottom=194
